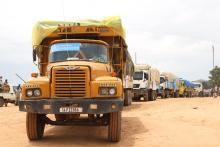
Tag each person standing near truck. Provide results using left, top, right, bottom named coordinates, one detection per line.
left=15, top=84, right=21, bottom=105
left=0, top=76, right=3, bottom=92
left=213, top=85, right=218, bottom=98
left=3, top=79, right=10, bottom=93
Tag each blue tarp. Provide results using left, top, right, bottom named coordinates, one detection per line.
left=183, top=80, right=195, bottom=88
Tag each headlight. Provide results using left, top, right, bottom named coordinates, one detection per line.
left=33, top=89, right=41, bottom=96
left=109, top=88, right=116, bottom=95
left=26, top=89, right=41, bottom=97
left=99, top=87, right=116, bottom=95
left=26, top=89, right=33, bottom=97
left=99, top=88, right=109, bottom=95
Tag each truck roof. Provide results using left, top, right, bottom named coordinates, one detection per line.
left=134, top=64, right=151, bottom=71
left=161, top=72, right=177, bottom=80
left=32, top=16, right=125, bottom=49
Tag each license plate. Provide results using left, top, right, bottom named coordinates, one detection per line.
left=59, top=107, right=83, bottom=113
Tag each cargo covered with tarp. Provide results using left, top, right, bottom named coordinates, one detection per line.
left=183, top=80, right=195, bottom=88
left=32, top=16, right=125, bottom=48
left=31, top=16, right=134, bottom=88
left=161, top=72, right=177, bottom=81
left=149, top=68, right=160, bottom=84
left=134, top=64, right=151, bottom=71
left=134, top=64, right=160, bottom=85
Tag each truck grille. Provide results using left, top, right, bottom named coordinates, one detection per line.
left=133, top=84, right=140, bottom=88
left=52, top=66, right=89, bottom=98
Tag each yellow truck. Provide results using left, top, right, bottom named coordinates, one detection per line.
left=19, top=17, right=134, bottom=142
left=178, top=79, right=194, bottom=97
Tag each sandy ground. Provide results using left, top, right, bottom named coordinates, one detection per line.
left=0, top=97, right=220, bottom=147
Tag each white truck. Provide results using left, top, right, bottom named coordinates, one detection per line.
left=133, top=64, right=160, bottom=101
left=158, top=72, right=178, bottom=98
left=0, top=91, right=16, bottom=107
left=192, top=81, right=203, bottom=97
left=0, top=77, right=17, bottom=107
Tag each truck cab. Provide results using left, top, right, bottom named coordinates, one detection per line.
left=158, top=75, right=166, bottom=98
left=192, top=81, right=203, bottom=97
left=158, top=72, right=178, bottom=98
left=133, top=70, right=149, bottom=100
left=133, top=64, right=159, bottom=101
left=179, top=79, right=193, bottom=97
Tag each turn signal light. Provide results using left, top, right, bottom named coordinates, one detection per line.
left=31, top=73, right=38, bottom=78
left=111, top=103, right=116, bottom=109
left=111, top=72, right=117, bottom=77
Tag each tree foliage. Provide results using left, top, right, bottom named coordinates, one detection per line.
left=209, top=66, right=220, bottom=87
left=202, top=80, right=212, bottom=89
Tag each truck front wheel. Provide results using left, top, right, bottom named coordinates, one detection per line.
left=143, top=92, right=148, bottom=101
left=108, top=111, right=121, bottom=142
left=0, top=97, right=4, bottom=107
left=149, top=90, right=156, bottom=101
left=26, top=113, right=46, bottom=140
left=124, top=89, right=132, bottom=106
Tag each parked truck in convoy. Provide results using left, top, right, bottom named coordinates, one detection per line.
left=0, top=76, right=16, bottom=107
left=18, top=17, right=134, bottom=142
left=158, top=72, right=179, bottom=98
left=133, top=64, right=160, bottom=101
left=179, top=79, right=194, bottom=97
left=192, top=81, right=203, bottom=97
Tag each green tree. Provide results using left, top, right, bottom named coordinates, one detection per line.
left=209, top=66, right=220, bottom=87
left=202, top=80, right=212, bottom=89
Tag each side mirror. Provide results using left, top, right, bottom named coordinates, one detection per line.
left=33, top=49, right=37, bottom=62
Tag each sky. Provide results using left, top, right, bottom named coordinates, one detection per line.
left=0, top=0, right=219, bottom=85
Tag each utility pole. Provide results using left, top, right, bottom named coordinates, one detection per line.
left=135, top=52, right=137, bottom=64
left=212, top=45, right=215, bottom=69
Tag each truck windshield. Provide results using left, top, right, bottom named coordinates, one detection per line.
left=160, top=77, right=165, bottom=84
left=194, top=84, right=201, bottom=88
left=133, top=72, right=143, bottom=80
left=49, top=42, right=108, bottom=63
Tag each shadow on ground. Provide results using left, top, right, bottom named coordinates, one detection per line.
left=28, top=117, right=148, bottom=147
left=123, top=103, right=143, bottom=112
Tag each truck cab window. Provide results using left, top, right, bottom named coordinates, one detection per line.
left=194, top=84, right=201, bottom=88
left=133, top=72, right=143, bottom=80
left=160, top=77, right=165, bottom=84
left=144, top=73, right=148, bottom=80
left=49, top=42, right=108, bottom=63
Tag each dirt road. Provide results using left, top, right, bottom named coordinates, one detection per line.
left=0, top=97, right=220, bottom=147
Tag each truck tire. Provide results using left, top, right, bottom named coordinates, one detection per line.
left=14, top=96, right=19, bottom=106
left=26, top=113, right=46, bottom=140
left=153, top=91, right=157, bottom=100
left=143, top=92, right=148, bottom=101
left=186, top=92, right=190, bottom=98
left=189, top=92, right=192, bottom=98
left=108, top=111, right=121, bottom=142
left=148, top=90, right=155, bottom=101
left=124, top=91, right=129, bottom=106
left=161, top=90, right=165, bottom=99
left=165, top=90, right=170, bottom=98
left=199, top=91, right=203, bottom=97
left=124, top=89, right=132, bottom=106
left=0, top=97, right=4, bottom=107
left=183, top=92, right=187, bottom=97
left=174, top=92, right=179, bottom=98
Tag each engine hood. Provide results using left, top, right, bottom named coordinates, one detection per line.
left=47, top=61, right=113, bottom=80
